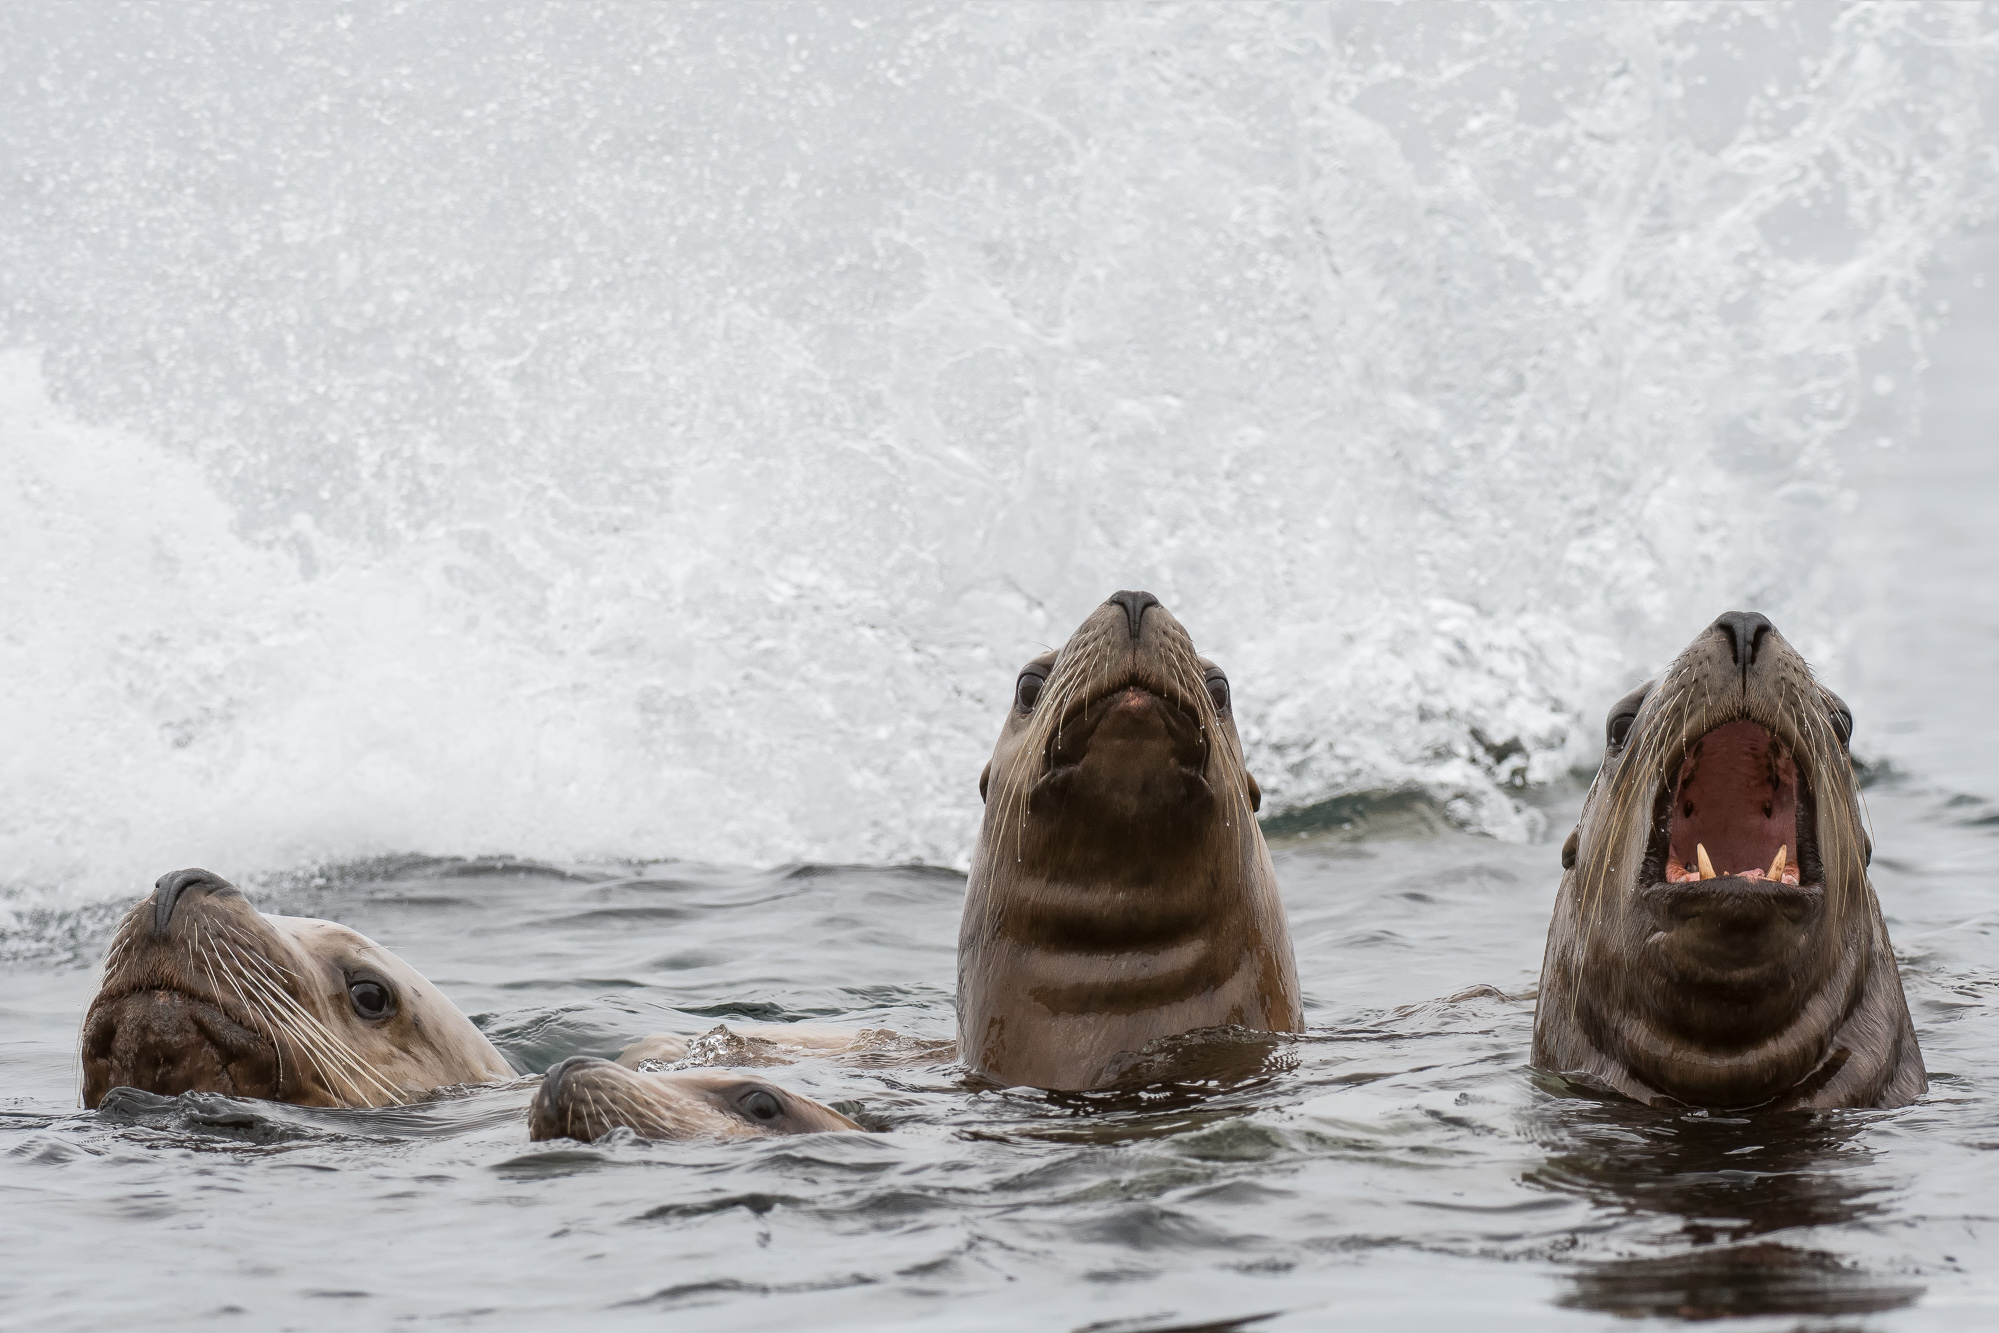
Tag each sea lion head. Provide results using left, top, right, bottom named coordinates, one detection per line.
left=527, top=1057, right=861, bottom=1142
left=959, top=590, right=1300, bottom=1091
left=979, top=589, right=1261, bottom=869
left=81, top=869, right=515, bottom=1109
left=1537, top=612, right=1919, bottom=1108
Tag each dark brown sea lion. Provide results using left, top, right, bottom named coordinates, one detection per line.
left=81, top=869, right=515, bottom=1108
left=1533, top=612, right=1925, bottom=1110
left=528, top=1056, right=861, bottom=1142
left=957, top=590, right=1303, bottom=1090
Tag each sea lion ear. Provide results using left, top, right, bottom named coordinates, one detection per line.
left=1561, top=826, right=1579, bottom=870
left=979, top=762, right=991, bottom=804
left=1245, top=771, right=1262, bottom=813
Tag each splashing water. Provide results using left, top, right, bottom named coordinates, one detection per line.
left=1, top=3, right=1993, bottom=906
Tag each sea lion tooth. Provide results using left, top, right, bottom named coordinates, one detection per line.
left=1531, top=611, right=1925, bottom=1111
left=82, top=869, right=516, bottom=1110
left=958, top=590, right=1302, bottom=1091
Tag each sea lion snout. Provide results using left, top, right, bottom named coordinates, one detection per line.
left=150, top=867, right=242, bottom=940
left=1711, top=610, right=1776, bottom=671
left=81, top=989, right=275, bottom=1105
left=1106, top=589, right=1160, bottom=639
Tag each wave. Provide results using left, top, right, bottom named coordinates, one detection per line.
left=2, top=3, right=1993, bottom=909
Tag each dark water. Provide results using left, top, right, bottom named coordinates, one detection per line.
left=4, top=779, right=1996, bottom=1331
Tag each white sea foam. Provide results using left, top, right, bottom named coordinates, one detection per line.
left=1, top=4, right=1992, bottom=907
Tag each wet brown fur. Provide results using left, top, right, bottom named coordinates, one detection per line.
left=1533, top=616, right=1925, bottom=1110
left=958, top=594, right=1302, bottom=1090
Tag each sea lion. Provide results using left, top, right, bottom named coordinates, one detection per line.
left=528, top=1056, right=860, bottom=1142
left=81, top=868, right=515, bottom=1108
left=958, top=589, right=1303, bottom=1090
left=1533, top=611, right=1925, bottom=1110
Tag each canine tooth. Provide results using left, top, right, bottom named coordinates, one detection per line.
left=1768, top=845, right=1787, bottom=881
left=1696, top=844, right=1717, bottom=880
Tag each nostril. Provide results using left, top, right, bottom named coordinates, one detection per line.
left=1107, top=590, right=1161, bottom=640
left=150, top=868, right=240, bottom=940
left=541, top=1056, right=600, bottom=1098
left=1712, top=611, right=1775, bottom=670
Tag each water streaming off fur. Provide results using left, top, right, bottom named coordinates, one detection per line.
left=3, top=4, right=1999, bottom=1328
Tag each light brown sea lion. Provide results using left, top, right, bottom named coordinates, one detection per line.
left=957, top=589, right=1303, bottom=1090
left=81, top=868, right=516, bottom=1108
left=1533, top=612, right=1925, bottom=1110
left=528, top=1056, right=860, bottom=1142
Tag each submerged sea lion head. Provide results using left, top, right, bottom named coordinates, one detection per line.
left=527, top=1057, right=860, bottom=1142
left=1535, top=612, right=1923, bottom=1109
left=959, top=590, right=1301, bottom=1091
left=81, top=869, right=515, bottom=1109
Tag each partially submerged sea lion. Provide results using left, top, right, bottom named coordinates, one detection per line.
left=958, top=589, right=1303, bottom=1090
left=529, top=1055, right=860, bottom=1142
left=81, top=868, right=515, bottom=1108
left=1534, top=612, right=1925, bottom=1110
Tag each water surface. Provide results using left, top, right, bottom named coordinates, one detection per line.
left=4, top=778, right=1995, bottom=1330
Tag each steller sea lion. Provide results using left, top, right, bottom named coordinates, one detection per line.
left=957, top=590, right=1302, bottom=1090
left=528, top=1055, right=860, bottom=1142
left=81, top=868, right=515, bottom=1108
left=1533, top=612, right=1925, bottom=1110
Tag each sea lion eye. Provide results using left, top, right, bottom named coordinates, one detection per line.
left=1603, top=680, right=1653, bottom=752
left=1824, top=692, right=1854, bottom=747
left=739, top=1088, right=782, bottom=1122
left=346, top=978, right=395, bottom=1021
left=1015, top=670, right=1046, bottom=711
left=1205, top=672, right=1230, bottom=712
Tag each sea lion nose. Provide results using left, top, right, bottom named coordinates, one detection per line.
left=1107, top=590, right=1160, bottom=640
left=150, top=868, right=241, bottom=940
left=541, top=1056, right=601, bottom=1098
left=1712, top=611, right=1775, bottom=669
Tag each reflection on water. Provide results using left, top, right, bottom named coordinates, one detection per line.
left=1564, top=1244, right=1920, bottom=1322
left=1529, top=1089, right=1923, bottom=1319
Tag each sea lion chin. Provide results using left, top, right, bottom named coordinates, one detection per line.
left=958, top=589, right=1303, bottom=1091
left=1533, top=612, right=1925, bottom=1110
left=80, top=868, right=516, bottom=1109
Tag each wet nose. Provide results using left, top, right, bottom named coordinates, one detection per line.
left=1712, top=611, right=1775, bottom=669
left=1107, top=590, right=1160, bottom=640
left=541, top=1056, right=603, bottom=1098
left=150, top=868, right=241, bottom=940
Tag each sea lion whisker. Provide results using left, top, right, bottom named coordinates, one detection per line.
left=212, top=940, right=354, bottom=1096
left=225, top=957, right=351, bottom=1103
left=197, top=922, right=295, bottom=1096
left=211, top=932, right=403, bottom=1106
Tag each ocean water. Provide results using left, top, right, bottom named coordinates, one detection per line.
left=3, top=3, right=1998, bottom=1329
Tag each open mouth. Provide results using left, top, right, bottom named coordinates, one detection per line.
left=1647, top=720, right=1817, bottom=888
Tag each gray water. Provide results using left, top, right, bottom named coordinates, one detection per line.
left=4, top=776, right=1998, bottom=1330
left=5, top=5, right=1999, bottom=1329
